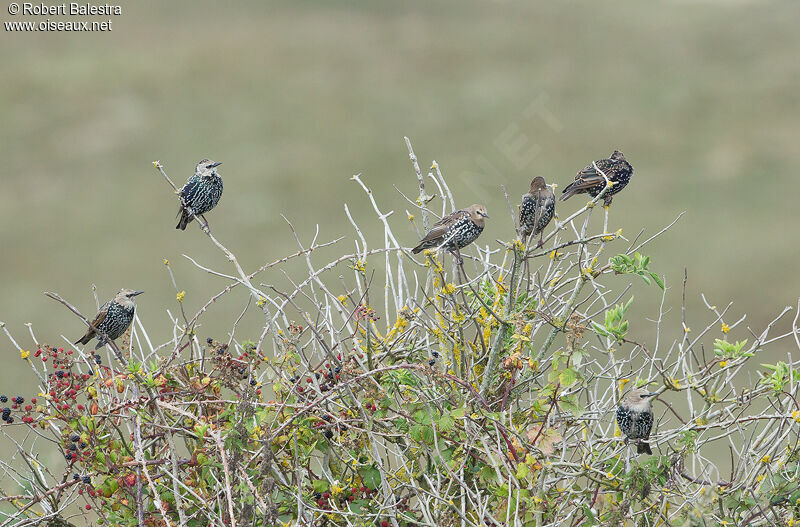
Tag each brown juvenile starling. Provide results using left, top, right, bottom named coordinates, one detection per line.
left=616, top=388, right=658, bottom=455
left=560, top=150, right=633, bottom=207
left=411, top=204, right=489, bottom=263
left=75, top=289, right=143, bottom=348
left=176, top=159, right=223, bottom=230
left=519, top=176, right=555, bottom=248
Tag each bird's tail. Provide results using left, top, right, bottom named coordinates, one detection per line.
left=559, top=182, right=580, bottom=202
left=176, top=209, right=192, bottom=230
left=411, top=243, right=425, bottom=254
left=75, top=332, right=93, bottom=345
left=637, top=441, right=652, bottom=455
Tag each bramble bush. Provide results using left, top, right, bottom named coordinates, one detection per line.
left=1, top=139, right=799, bottom=526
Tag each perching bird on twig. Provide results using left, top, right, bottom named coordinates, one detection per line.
left=75, top=289, right=143, bottom=348
left=519, top=177, right=555, bottom=248
left=176, top=159, right=223, bottom=230
left=616, top=388, right=658, bottom=455
left=560, top=150, right=633, bottom=207
left=412, top=204, right=489, bottom=264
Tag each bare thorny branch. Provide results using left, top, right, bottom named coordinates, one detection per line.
left=0, top=141, right=798, bottom=526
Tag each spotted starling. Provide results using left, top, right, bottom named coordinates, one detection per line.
left=616, top=388, right=658, bottom=455
left=519, top=177, right=555, bottom=248
left=75, top=289, right=143, bottom=348
left=411, top=204, right=489, bottom=263
left=560, top=150, right=633, bottom=207
left=176, top=159, right=223, bottom=230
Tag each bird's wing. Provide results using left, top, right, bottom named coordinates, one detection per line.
left=532, top=189, right=553, bottom=230
left=567, top=160, right=613, bottom=192
left=418, top=210, right=465, bottom=244
left=179, top=175, right=199, bottom=202
left=88, top=307, right=108, bottom=331
left=638, top=411, right=654, bottom=439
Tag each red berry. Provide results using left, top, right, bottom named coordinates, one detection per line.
left=381, top=521, right=389, bottom=527
left=30, top=398, right=36, bottom=404
left=85, top=504, right=91, bottom=510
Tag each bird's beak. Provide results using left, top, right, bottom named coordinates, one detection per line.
left=481, top=212, right=490, bottom=218
left=646, top=392, right=658, bottom=398
left=131, top=291, right=145, bottom=296
left=210, top=162, right=222, bottom=168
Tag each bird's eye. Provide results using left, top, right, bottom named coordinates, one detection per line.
left=206, top=164, right=214, bottom=169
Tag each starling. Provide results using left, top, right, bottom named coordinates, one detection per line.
left=176, top=159, right=223, bottom=230
left=519, top=176, right=555, bottom=248
left=616, top=388, right=658, bottom=454
left=411, top=204, right=489, bottom=264
left=560, top=150, right=633, bottom=207
left=75, top=289, right=144, bottom=348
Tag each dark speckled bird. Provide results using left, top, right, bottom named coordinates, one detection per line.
left=75, top=289, right=143, bottom=348
left=412, top=204, right=489, bottom=263
left=519, top=177, right=555, bottom=248
left=616, top=388, right=658, bottom=455
left=560, top=150, right=633, bottom=207
left=176, top=159, right=224, bottom=230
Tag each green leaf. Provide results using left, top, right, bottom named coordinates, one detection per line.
left=437, top=413, right=455, bottom=433
left=559, top=368, right=578, bottom=387
left=650, top=272, right=665, bottom=290
left=359, top=465, right=381, bottom=490
left=312, top=479, right=329, bottom=493
left=410, top=424, right=425, bottom=442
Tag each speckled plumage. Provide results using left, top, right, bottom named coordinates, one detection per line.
left=176, top=159, right=223, bottom=230
left=616, top=388, right=657, bottom=455
left=519, top=177, right=555, bottom=245
left=75, top=289, right=143, bottom=348
left=561, top=150, right=633, bottom=207
left=412, top=204, right=489, bottom=261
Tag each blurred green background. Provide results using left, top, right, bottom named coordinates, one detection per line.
left=1, top=0, right=799, bottom=397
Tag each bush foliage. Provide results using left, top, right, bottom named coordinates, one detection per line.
left=1, top=143, right=799, bottom=527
